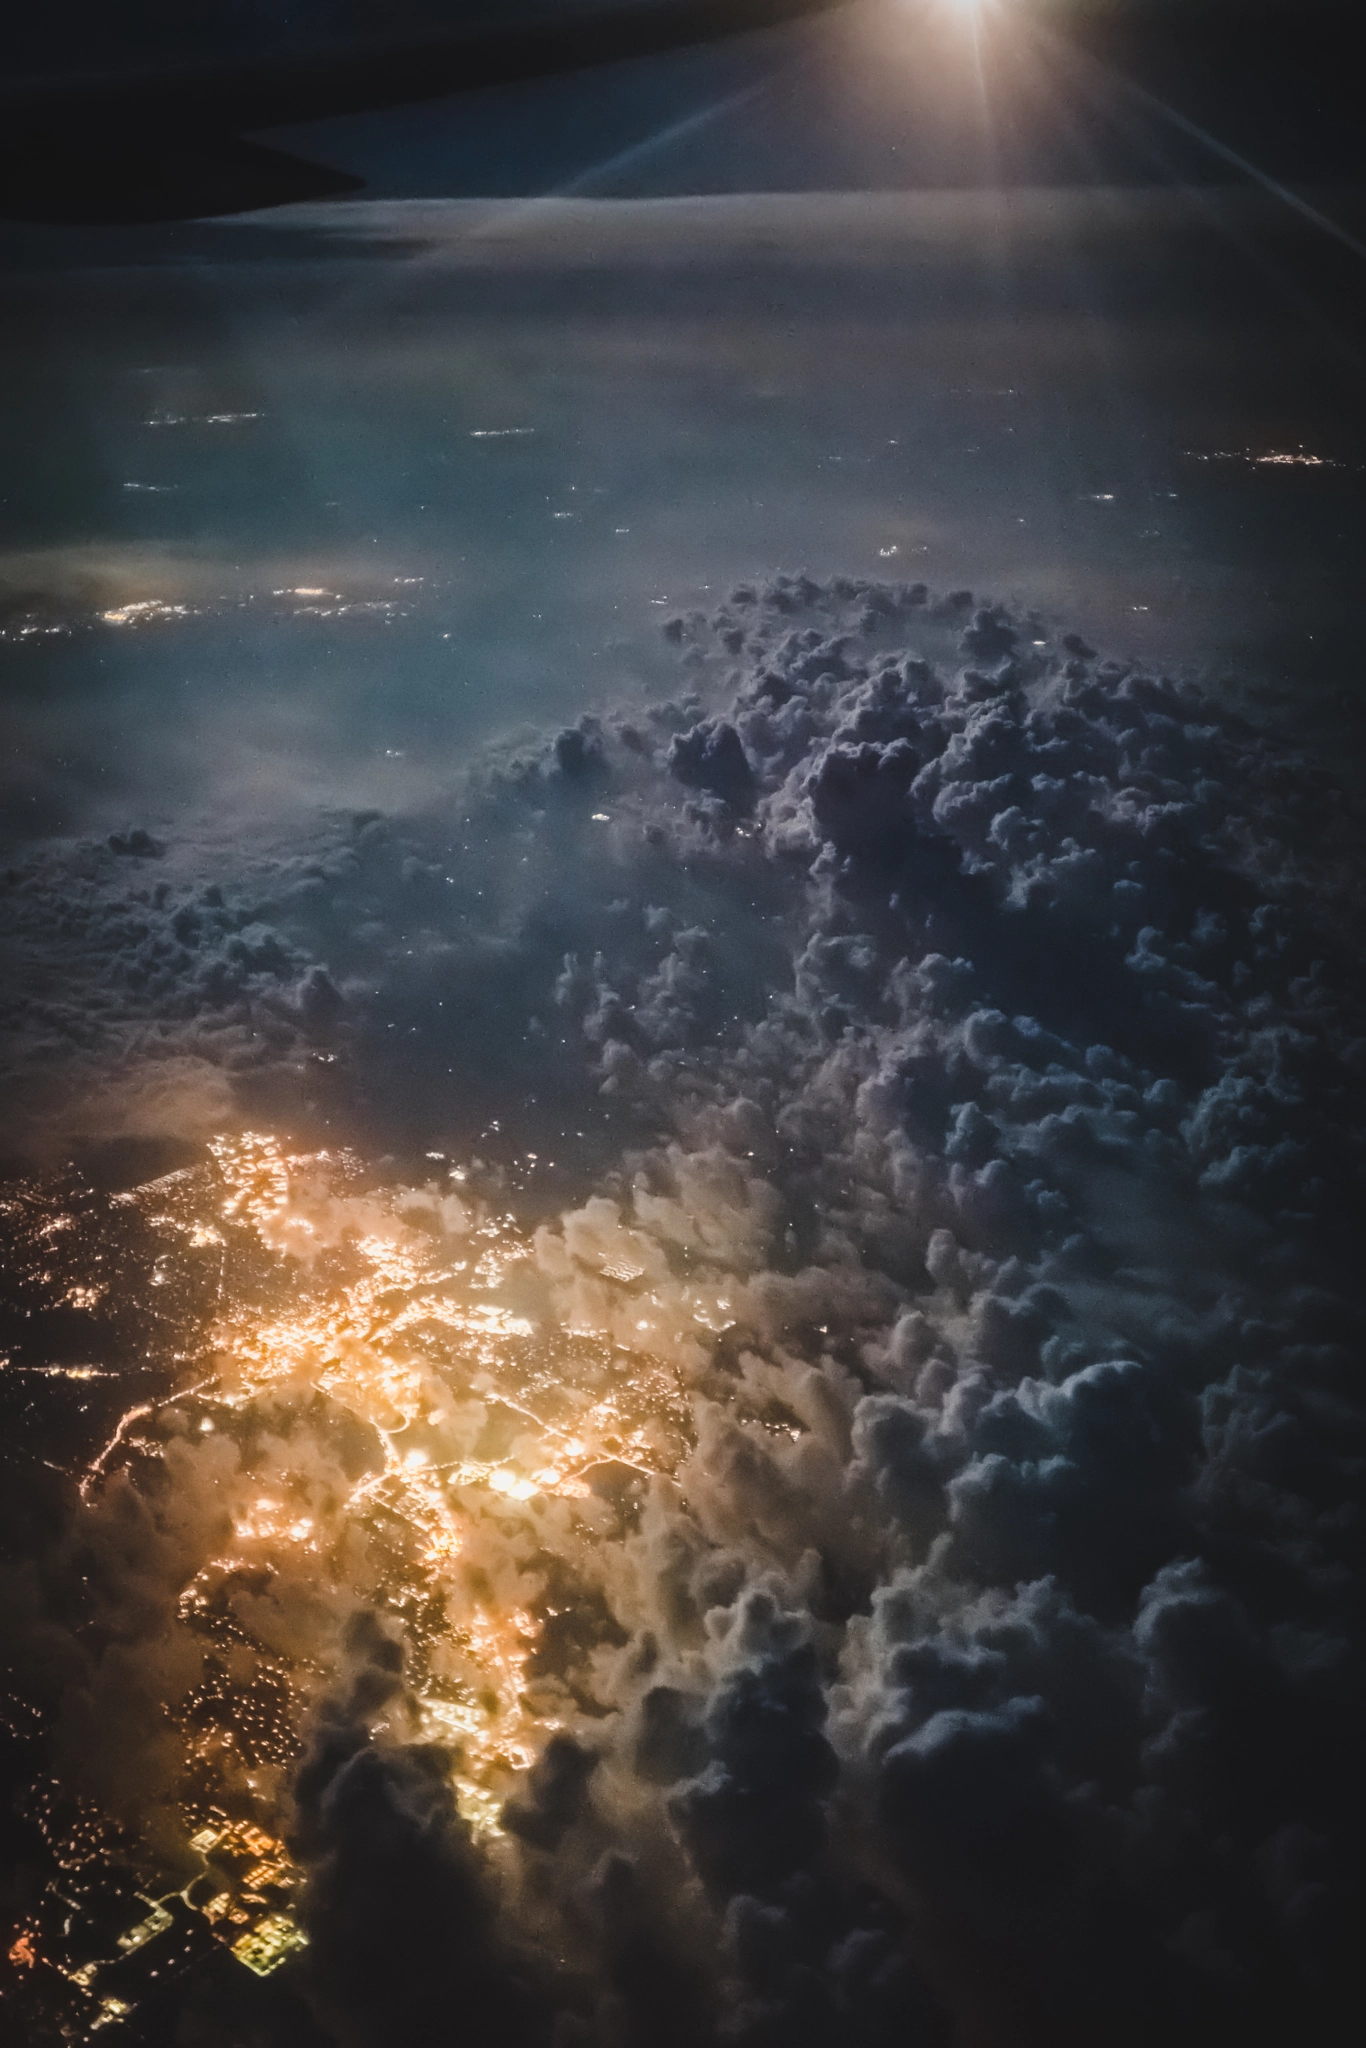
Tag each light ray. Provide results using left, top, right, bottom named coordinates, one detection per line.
left=1030, top=16, right=1366, bottom=267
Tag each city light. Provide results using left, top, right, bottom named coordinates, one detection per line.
left=2, top=1132, right=698, bottom=2038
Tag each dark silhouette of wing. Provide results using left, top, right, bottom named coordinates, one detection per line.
left=0, top=0, right=851, bottom=224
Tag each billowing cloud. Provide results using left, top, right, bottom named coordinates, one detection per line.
left=1, top=578, right=1361, bottom=2046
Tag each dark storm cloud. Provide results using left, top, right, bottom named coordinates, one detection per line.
left=3, top=577, right=1363, bottom=2045
left=292, top=1613, right=551, bottom=2048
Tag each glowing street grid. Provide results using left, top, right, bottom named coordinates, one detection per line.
left=3, top=1132, right=700, bottom=2037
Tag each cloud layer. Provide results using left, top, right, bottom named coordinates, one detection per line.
left=2, top=578, right=1362, bottom=2047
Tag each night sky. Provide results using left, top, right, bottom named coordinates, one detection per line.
left=1, top=7, right=1362, bottom=2047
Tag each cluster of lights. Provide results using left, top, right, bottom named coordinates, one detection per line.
left=3, top=1130, right=709, bottom=2034
left=3, top=1785, right=310, bottom=2035
left=73, top=581, right=422, bottom=635
left=1185, top=445, right=1346, bottom=469
left=98, top=599, right=194, bottom=627
left=79, top=1134, right=692, bottom=1843
left=145, top=410, right=263, bottom=427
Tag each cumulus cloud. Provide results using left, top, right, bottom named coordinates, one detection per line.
left=2, top=578, right=1362, bottom=2046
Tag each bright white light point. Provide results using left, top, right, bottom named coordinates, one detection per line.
left=489, top=1469, right=537, bottom=1500
left=591, top=813, right=611, bottom=822
left=405, top=1449, right=428, bottom=1467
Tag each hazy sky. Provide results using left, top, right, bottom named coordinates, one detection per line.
left=3, top=170, right=1364, bottom=851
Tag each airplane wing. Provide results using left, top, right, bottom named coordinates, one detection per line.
left=0, top=0, right=852, bottom=224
